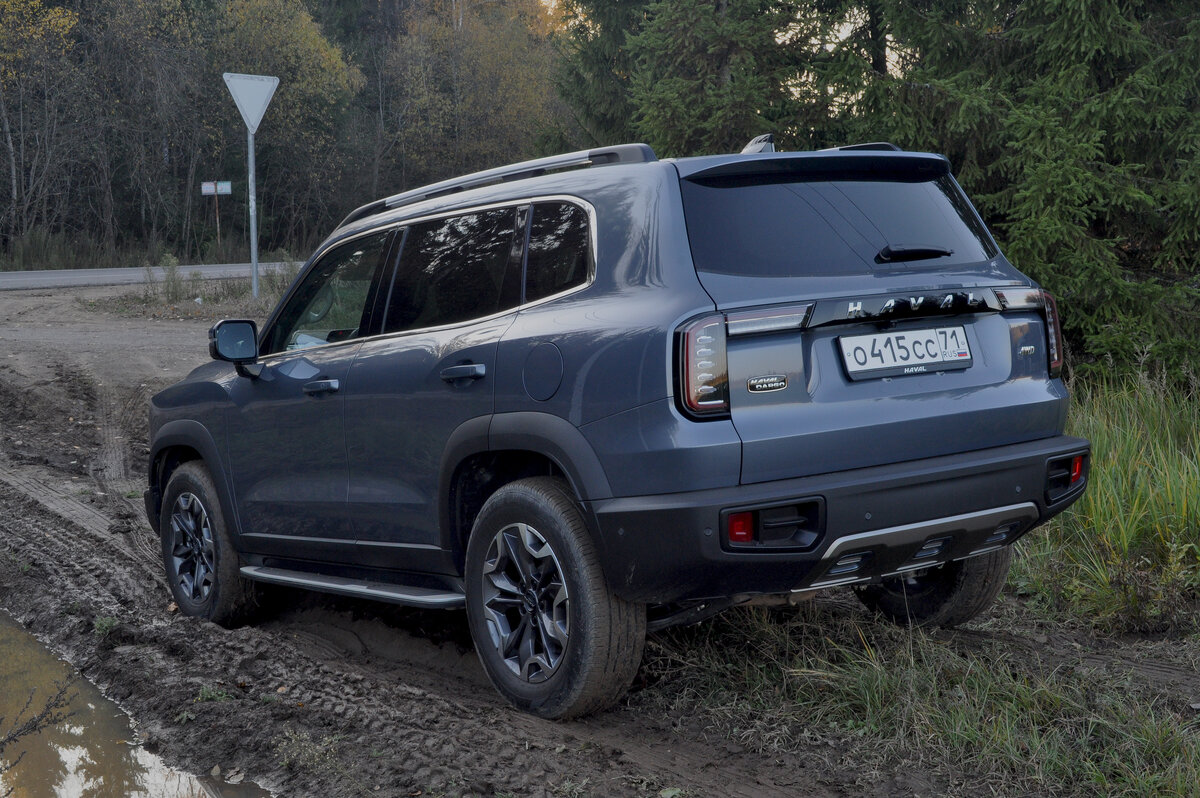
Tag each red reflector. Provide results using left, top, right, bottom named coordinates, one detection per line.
left=1070, top=455, right=1083, bottom=484
left=728, top=512, right=754, bottom=544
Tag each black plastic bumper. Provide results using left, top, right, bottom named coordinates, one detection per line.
left=583, top=435, right=1089, bottom=603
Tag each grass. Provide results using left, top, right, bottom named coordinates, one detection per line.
left=194, top=685, right=233, bottom=703
left=639, top=602, right=1200, bottom=796
left=636, top=374, right=1200, bottom=795
left=1014, top=374, right=1200, bottom=631
left=92, top=616, right=118, bottom=638
left=115, top=258, right=301, bottom=323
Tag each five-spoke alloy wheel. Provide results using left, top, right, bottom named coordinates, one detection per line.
left=465, top=477, right=645, bottom=719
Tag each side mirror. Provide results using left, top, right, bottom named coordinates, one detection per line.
left=209, top=319, right=263, bottom=378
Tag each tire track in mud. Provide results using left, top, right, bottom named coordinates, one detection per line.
left=0, top=483, right=156, bottom=617
left=0, top=290, right=845, bottom=797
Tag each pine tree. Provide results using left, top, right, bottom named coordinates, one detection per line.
left=855, top=1, right=1200, bottom=376
left=555, top=0, right=649, bottom=146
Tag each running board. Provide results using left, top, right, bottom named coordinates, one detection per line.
left=240, top=566, right=465, bottom=609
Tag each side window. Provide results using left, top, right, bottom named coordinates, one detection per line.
left=264, top=232, right=389, bottom=354
left=525, top=202, right=591, bottom=304
left=382, top=207, right=522, bottom=334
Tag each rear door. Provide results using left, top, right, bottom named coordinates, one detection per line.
left=677, top=154, right=1068, bottom=484
left=341, top=205, right=525, bottom=568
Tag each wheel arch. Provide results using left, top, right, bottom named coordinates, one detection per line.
left=148, top=419, right=240, bottom=540
left=438, top=412, right=613, bottom=570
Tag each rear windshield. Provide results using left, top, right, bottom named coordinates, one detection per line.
left=680, top=174, right=998, bottom=277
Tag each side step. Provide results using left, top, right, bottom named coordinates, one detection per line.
left=240, top=566, right=465, bottom=609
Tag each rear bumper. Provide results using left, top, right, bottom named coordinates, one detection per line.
left=583, top=435, right=1089, bottom=603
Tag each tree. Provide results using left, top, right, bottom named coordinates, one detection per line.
left=0, top=0, right=81, bottom=252
left=625, top=1, right=865, bottom=157
left=208, top=0, right=364, bottom=248
left=856, top=1, right=1200, bottom=375
left=556, top=0, right=649, bottom=146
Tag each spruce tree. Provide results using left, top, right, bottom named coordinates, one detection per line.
left=856, top=1, right=1200, bottom=377
left=556, top=0, right=650, bottom=145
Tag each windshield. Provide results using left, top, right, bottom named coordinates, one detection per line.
left=680, top=174, right=999, bottom=278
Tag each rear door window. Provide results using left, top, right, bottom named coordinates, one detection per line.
left=680, top=174, right=998, bottom=277
left=382, top=207, right=523, bottom=333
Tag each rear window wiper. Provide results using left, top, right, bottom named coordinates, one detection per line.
left=875, top=244, right=954, bottom=264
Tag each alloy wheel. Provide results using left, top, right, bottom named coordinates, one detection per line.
left=480, top=522, right=570, bottom=683
left=169, top=492, right=216, bottom=604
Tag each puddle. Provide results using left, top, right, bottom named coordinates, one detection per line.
left=0, top=612, right=271, bottom=797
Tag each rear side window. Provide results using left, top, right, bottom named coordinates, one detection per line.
left=525, top=202, right=591, bottom=303
left=382, top=207, right=523, bottom=333
left=680, top=174, right=998, bottom=277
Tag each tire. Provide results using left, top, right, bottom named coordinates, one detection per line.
left=159, top=461, right=256, bottom=627
left=464, top=477, right=646, bottom=719
left=854, top=547, right=1012, bottom=628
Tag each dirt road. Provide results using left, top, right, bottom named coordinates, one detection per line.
left=0, top=286, right=846, bottom=798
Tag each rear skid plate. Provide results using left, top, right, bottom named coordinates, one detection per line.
left=800, top=502, right=1038, bottom=590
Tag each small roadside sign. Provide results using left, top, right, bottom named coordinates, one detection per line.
left=201, top=181, right=216, bottom=196
left=201, top=181, right=232, bottom=196
left=216, top=181, right=232, bottom=195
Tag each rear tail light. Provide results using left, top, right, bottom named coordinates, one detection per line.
left=1070, top=454, right=1083, bottom=484
left=995, top=287, right=1065, bottom=378
left=679, top=314, right=729, bottom=417
left=1041, top=291, right=1064, bottom=378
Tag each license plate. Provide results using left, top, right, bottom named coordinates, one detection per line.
left=839, top=326, right=972, bottom=381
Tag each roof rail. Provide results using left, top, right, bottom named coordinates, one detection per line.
left=741, top=133, right=775, bottom=154
left=338, top=143, right=657, bottom=228
left=831, top=142, right=903, bottom=152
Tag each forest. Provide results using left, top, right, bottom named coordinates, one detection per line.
left=2, top=0, right=1198, bottom=375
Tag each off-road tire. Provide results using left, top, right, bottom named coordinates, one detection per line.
left=854, top=547, right=1012, bottom=628
left=159, top=461, right=256, bottom=627
left=465, top=477, right=646, bottom=719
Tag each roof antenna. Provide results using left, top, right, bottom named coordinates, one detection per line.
left=741, top=133, right=775, bottom=154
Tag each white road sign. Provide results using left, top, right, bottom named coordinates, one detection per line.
left=222, top=73, right=278, bottom=134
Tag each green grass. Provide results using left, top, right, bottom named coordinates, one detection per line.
left=194, top=685, right=233, bottom=703
left=1014, top=375, right=1200, bottom=631
left=115, top=260, right=301, bottom=323
left=639, top=604, right=1200, bottom=796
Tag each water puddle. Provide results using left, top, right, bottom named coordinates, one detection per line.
left=0, top=612, right=271, bottom=797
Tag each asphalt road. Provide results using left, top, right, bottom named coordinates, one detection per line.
left=0, top=262, right=288, bottom=290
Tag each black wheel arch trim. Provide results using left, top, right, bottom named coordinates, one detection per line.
left=487, top=412, right=613, bottom=502
left=437, top=412, right=613, bottom=553
left=148, top=419, right=242, bottom=542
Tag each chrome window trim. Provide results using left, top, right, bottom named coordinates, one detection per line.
left=260, top=195, right=597, bottom=359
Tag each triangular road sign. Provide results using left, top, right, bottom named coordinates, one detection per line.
left=223, top=73, right=279, bottom=134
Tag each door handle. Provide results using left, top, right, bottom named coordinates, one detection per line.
left=303, top=378, right=340, bottom=396
left=440, top=363, right=486, bottom=382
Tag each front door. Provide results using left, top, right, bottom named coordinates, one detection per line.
left=225, top=230, right=391, bottom=557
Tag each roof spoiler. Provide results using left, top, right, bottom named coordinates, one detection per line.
left=338, top=143, right=657, bottom=228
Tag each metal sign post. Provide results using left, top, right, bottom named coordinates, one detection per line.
left=222, top=73, right=279, bottom=298
left=201, top=181, right=232, bottom=253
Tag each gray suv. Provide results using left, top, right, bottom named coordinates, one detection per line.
left=145, top=142, right=1090, bottom=718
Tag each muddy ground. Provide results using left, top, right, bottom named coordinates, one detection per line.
left=0, top=286, right=1197, bottom=797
